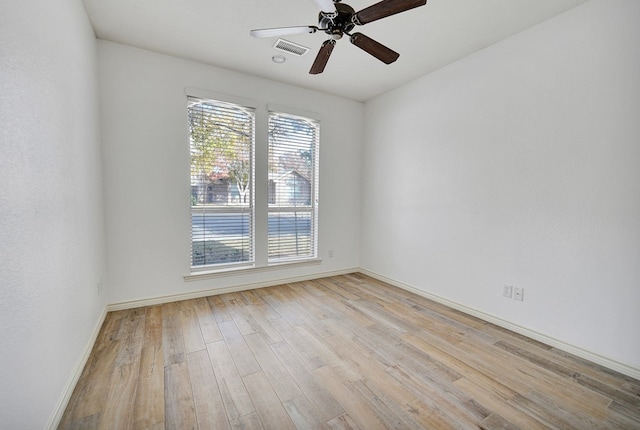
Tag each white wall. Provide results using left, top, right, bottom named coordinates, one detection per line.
left=362, top=0, right=640, bottom=373
left=98, top=41, right=363, bottom=305
left=0, top=0, right=107, bottom=428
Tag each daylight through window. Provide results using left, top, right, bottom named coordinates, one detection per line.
left=268, top=111, right=319, bottom=262
left=188, top=96, right=255, bottom=269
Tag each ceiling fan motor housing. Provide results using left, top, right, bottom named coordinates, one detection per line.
left=319, top=2, right=356, bottom=39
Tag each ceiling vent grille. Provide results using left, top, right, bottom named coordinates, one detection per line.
left=273, top=39, right=310, bottom=57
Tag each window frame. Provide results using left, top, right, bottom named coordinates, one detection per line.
left=187, top=90, right=257, bottom=273
left=184, top=91, right=322, bottom=278
left=267, top=109, right=320, bottom=264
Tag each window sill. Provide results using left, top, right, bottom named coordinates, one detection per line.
left=184, top=258, right=322, bottom=282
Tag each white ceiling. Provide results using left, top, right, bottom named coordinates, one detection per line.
left=82, top=0, right=589, bottom=102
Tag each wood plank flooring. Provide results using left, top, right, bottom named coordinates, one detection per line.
left=59, top=273, right=640, bottom=429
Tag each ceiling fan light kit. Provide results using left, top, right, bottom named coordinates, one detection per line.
left=250, top=0, right=427, bottom=74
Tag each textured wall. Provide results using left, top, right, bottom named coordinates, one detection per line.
left=361, top=0, right=640, bottom=372
left=0, top=0, right=106, bottom=427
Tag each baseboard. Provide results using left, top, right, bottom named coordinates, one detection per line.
left=47, top=305, right=108, bottom=430
left=359, top=268, right=640, bottom=381
left=103, top=266, right=639, bottom=380
left=107, top=267, right=359, bottom=311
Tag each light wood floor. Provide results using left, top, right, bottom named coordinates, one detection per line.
left=59, top=273, right=640, bottom=429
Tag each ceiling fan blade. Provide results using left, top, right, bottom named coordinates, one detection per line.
left=350, top=32, right=399, bottom=64
left=309, top=39, right=336, bottom=74
left=250, top=26, right=317, bottom=38
left=313, top=0, right=337, bottom=14
left=353, top=0, right=426, bottom=25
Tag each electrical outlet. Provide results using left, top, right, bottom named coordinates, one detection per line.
left=328, top=250, right=334, bottom=258
left=97, top=278, right=103, bottom=295
left=514, top=287, right=524, bottom=302
left=503, top=285, right=513, bottom=298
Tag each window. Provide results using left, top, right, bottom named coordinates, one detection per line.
left=188, top=96, right=255, bottom=269
left=187, top=93, right=320, bottom=274
left=268, top=111, right=319, bottom=262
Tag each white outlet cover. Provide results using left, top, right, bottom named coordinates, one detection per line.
left=514, top=287, right=524, bottom=301
left=503, top=285, right=513, bottom=298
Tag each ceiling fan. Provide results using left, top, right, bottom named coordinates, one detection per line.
left=250, top=0, right=427, bottom=74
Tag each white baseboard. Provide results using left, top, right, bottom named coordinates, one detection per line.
left=359, top=269, right=640, bottom=381
left=47, top=306, right=108, bottom=430
left=107, top=267, right=359, bottom=311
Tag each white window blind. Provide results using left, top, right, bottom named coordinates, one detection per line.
left=268, top=111, right=319, bottom=262
left=188, top=96, right=255, bottom=269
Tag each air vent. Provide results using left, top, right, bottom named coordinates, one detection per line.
left=273, top=39, right=310, bottom=57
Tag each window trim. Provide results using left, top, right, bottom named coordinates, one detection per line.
left=187, top=88, right=258, bottom=112
left=183, top=257, right=322, bottom=281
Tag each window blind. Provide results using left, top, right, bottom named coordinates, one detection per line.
left=268, top=111, right=319, bottom=262
left=188, top=96, right=255, bottom=269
